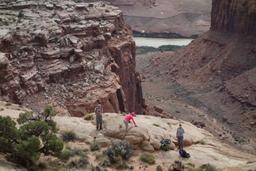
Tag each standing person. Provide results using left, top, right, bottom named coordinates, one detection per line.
left=176, top=124, right=185, bottom=150
left=123, top=112, right=137, bottom=131
left=95, top=100, right=103, bottom=130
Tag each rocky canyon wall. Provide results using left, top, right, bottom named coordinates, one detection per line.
left=211, top=0, right=256, bottom=34
left=0, top=0, right=143, bottom=116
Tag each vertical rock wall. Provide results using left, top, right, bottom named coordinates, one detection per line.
left=211, top=0, right=256, bottom=34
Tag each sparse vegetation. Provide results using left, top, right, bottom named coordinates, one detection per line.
left=136, top=45, right=184, bottom=55
left=189, top=164, right=217, bottom=171
left=61, top=131, right=77, bottom=142
left=59, top=148, right=85, bottom=160
left=160, top=139, right=172, bottom=151
left=140, top=153, right=155, bottom=165
left=0, top=106, right=63, bottom=170
left=68, top=157, right=89, bottom=169
left=105, top=140, right=133, bottom=169
left=90, top=140, right=100, bottom=151
left=84, top=113, right=94, bottom=120
left=153, top=123, right=160, bottom=127
left=5, top=102, right=12, bottom=106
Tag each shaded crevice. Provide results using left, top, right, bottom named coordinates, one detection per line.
left=116, top=89, right=125, bottom=112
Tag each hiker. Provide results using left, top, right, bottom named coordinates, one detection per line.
left=176, top=123, right=185, bottom=150
left=95, top=100, right=103, bottom=130
left=123, top=112, right=137, bottom=131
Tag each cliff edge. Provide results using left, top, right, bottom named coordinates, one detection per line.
left=0, top=0, right=144, bottom=116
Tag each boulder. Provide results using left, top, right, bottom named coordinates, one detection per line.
left=141, top=141, right=155, bottom=152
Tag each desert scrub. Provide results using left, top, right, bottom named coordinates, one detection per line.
left=160, top=139, right=172, bottom=151
left=140, top=153, right=155, bottom=165
left=84, top=113, right=94, bottom=120
left=68, top=157, right=89, bottom=169
left=61, top=131, right=77, bottom=142
left=189, top=164, right=217, bottom=171
left=0, top=106, right=63, bottom=169
left=59, top=148, right=87, bottom=161
left=90, top=140, right=100, bottom=151
left=153, top=123, right=160, bottom=127
left=105, top=140, right=132, bottom=169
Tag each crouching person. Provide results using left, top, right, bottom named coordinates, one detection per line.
left=123, top=112, right=137, bottom=131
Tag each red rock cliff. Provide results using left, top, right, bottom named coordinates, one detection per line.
left=211, top=0, right=256, bottom=34
left=0, top=0, right=144, bottom=116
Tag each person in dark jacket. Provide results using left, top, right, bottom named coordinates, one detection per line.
left=95, top=100, right=103, bottom=130
left=176, top=123, right=185, bottom=150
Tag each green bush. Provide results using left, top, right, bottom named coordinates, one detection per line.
left=0, top=106, right=63, bottom=169
left=90, top=142, right=100, bottom=151
left=140, top=153, right=155, bottom=165
left=105, top=141, right=132, bottom=169
left=61, top=131, right=77, bottom=142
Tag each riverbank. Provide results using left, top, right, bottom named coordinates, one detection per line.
left=134, top=37, right=193, bottom=55
left=133, top=31, right=198, bottom=39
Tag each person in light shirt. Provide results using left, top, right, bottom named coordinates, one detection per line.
left=176, top=123, right=185, bottom=150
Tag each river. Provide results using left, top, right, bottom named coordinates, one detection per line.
left=134, top=37, right=193, bottom=48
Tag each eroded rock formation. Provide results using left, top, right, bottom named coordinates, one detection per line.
left=0, top=0, right=143, bottom=116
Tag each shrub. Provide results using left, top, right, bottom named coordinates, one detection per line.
left=153, top=123, right=160, bottom=127
left=190, top=164, right=217, bottom=171
left=0, top=106, right=63, bottom=169
left=61, top=131, right=77, bottom=142
left=68, top=157, right=89, bottom=169
left=59, top=148, right=86, bottom=161
left=84, top=114, right=94, bottom=120
left=90, top=142, right=100, bottom=151
left=59, top=149, right=73, bottom=161
left=160, top=139, right=172, bottom=151
left=105, top=141, right=132, bottom=169
left=140, top=153, right=155, bottom=165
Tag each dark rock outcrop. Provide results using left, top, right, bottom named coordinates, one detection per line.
left=0, top=0, right=144, bottom=116
left=211, top=0, right=256, bottom=34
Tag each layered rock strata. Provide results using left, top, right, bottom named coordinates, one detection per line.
left=0, top=0, right=143, bottom=116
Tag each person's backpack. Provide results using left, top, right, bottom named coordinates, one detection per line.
left=179, top=149, right=190, bottom=158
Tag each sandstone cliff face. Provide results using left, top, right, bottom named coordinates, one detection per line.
left=0, top=0, right=143, bottom=116
left=211, top=0, right=256, bottom=34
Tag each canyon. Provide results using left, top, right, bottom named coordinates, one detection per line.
left=138, top=0, right=256, bottom=152
left=0, top=0, right=255, bottom=170
left=103, top=0, right=212, bottom=38
left=0, top=0, right=144, bottom=116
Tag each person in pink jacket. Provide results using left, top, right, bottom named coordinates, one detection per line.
left=123, top=112, right=137, bottom=131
